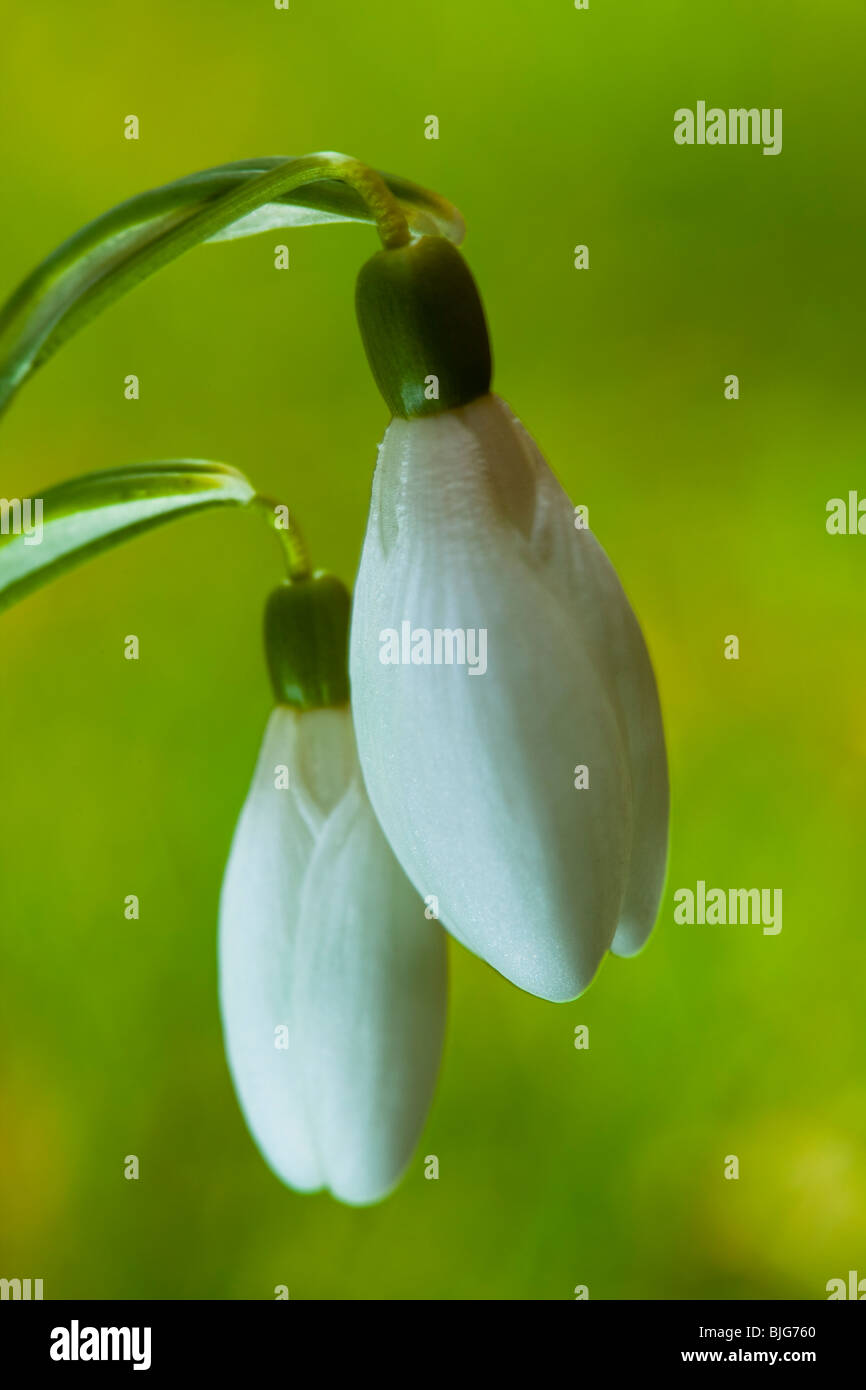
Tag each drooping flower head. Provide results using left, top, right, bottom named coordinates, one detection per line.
left=350, top=236, right=669, bottom=1003
left=219, top=573, right=447, bottom=1204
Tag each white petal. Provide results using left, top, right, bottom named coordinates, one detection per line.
left=292, top=778, right=447, bottom=1205
left=218, top=706, right=354, bottom=1191
left=290, top=705, right=358, bottom=836
left=504, top=407, right=669, bottom=956
left=350, top=396, right=634, bottom=1002
left=564, top=532, right=668, bottom=956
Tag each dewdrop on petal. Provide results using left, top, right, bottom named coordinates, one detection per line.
left=219, top=573, right=447, bottom=1204
left=350, top=235, right=669, bottom=1003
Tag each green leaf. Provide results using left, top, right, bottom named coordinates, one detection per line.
left=0, top=461, right=255, bottom=615
left=0, top=154, right=466, bottom=416
left=201, top=158, right=465, bottom=243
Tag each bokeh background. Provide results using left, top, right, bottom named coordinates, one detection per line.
left=1, top=0, right=864, bottom=1300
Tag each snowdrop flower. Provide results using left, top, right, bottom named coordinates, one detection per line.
left=219, top=574, right=447, bottom=1204
left=350, top=236, right=668, bottom=1003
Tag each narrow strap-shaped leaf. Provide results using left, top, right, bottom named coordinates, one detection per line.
left=0, top=153, right=465, bottom=416
left=0, top=461, right=255, bottom=615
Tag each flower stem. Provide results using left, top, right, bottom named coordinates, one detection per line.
left=255, top=495, right=312, bottom=581
left=333, top=157, right=411, bottom=250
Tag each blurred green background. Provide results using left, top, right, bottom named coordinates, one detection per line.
left=1, top=0, right=864, bottom=1300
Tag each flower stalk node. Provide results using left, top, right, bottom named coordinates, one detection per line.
left=355, top=236, right=492, bottom=419
left=264, top=574, right=351, bottom=711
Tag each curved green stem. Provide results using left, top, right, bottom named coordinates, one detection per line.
left=255, top=494, right=311, bottom=581
left=337, top=157, right=411, bottom=250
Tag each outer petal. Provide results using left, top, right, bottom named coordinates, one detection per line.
left=292, top=777, right=447, bottom=1205
left=504, top=407, right=669, bottom=956
left=563, top=532, right=668, bottom=956
left=350, top=395, right=633, bottom=1002
left=218, top=706, right=355, bottom=1191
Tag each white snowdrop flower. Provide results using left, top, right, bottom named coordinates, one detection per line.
left=350, top=237, right=668, bottom=1003
left=219, top=575, right=447, bottom=1204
